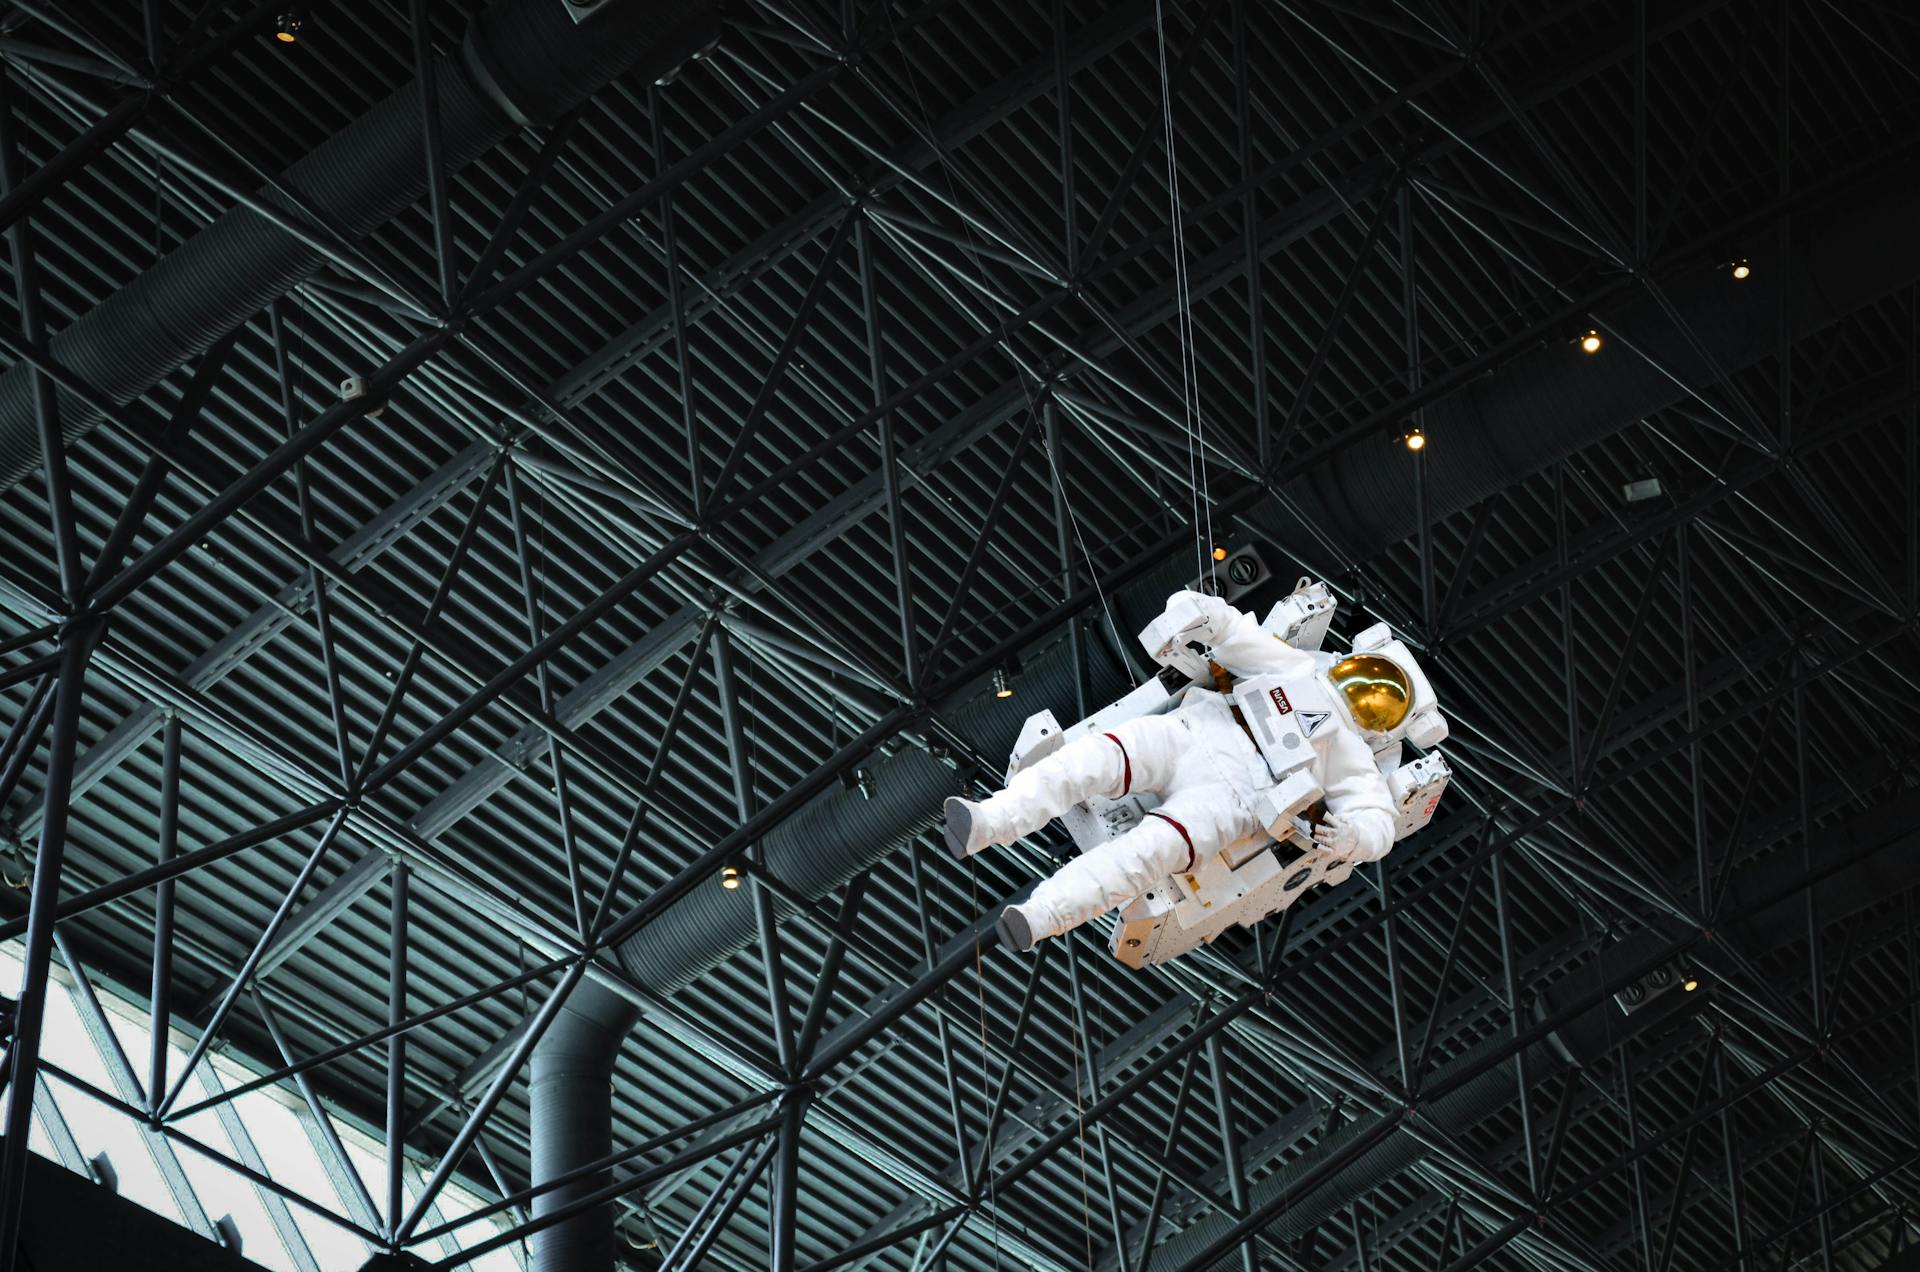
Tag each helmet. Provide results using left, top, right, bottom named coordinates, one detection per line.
left=1327, top=654, right=1412, bottom=733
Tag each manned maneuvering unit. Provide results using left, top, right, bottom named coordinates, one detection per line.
left=945, top=578, right=1452, bottom=968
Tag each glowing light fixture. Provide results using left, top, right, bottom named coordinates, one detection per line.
left=993, top=667, right=1014, bottom=699
left=1403, top=425, right=1426, bottom=452
left=1731, top=259, right=1751, bottom=280
left=1682, top=971, right=1700, bottom=992
left=1212, top=545, right=1228, bottom=561
left=1579, top=329, right=1603, bottom=355
left=720, top=865, right=741, bottom=890
left=275, top=11, right=303, bottom=42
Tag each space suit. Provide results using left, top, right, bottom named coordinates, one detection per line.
left=946, top=589, right=1405, bottom=952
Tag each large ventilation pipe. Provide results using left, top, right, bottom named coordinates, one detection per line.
left=1288, top=173, right=1920, bottom=557
left=523, top=177, right=1920, bottom=1267
left=0, top=0, right=719, bottom=492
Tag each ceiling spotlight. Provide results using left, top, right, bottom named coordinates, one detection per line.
left=1403, top=425, right=1426, bottom=452
left=274, top=11, right=303, bottom=42
left=720, top=865, right=741, bottom=891
left=1579, top=329, right=1603, bottom=355
left=993, top=667, right=1014, bottom=699
left=1681, top=970, right=1701, bottom=992
left=1731, top=259, right=1751, bottom=281
left=1212, top=545, right=1228, bottom=562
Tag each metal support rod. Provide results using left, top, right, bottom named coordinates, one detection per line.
left=360, top=531, right=698, bottom=796
left=407, top=1089, right=784, bottom=1243
left=662, top=1134, right=779, bottom=1272
left=36, top=1059, right=384, bottom=1244
left=1628, top=1037, right=1658, bottom=1272
left=147, top=711, right=180, bottom=1112
left=0, top=68, right=82, bottom=605
left=1654, top=1038, right=1719, bottom=1272
left=705, top=209, right=858, bottom=507
left=1413, top=858, right=1484, bottom=1089
left=160, top=806, right=352, bottom=1114
left=0, top=620, right=98, bottom=1272
left=92, top=323, right=456, bottom=614
left=456, top=1119, right=789, bottom=1269
left=395, top=956, right=591, bottom=1242
left=1064, top=935, right=1133, bottom=1269
left=796, top=876, right=869, bottom=1067
left=0, top=677, right=53, bottom=811
left=267, top=302, right=356, bottom=787
left=251, top=991, right=383, bottom=1230
left=905, top=843, right=975, bottom=1198
left=655, top=1139, right=764, bottom=1270
left=1136, top=1020, right=1208, bottom=1263
left=770, top=1089, right=811, bottom=1272
left=924, top=407, right=1042, bottom=676
left=409, top=0, right=455, bottom=308
left=1377, top=856, right=1412, bottom=1096
left=714, top=625, right=797, bottom=1075
left=1715, top=1041, right=1751, bottom=1272
left=386, top=859, right=409, bottom=1240
left=855, top=213, right=920, bottom=688
left=648, top=83, right=703, bottom=516
left=970, top=945, right=1050, bottom=1198
left=1488, top=851, right=1537, bottom=1200
left=1205, top=1034, right=1258, bottom=1272
left=353, top=451, right=508, bottom=792
left=169, top=955, right=570, bottom=1123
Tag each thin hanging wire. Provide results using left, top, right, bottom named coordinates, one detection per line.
left=967, top=861, right=1007, bottom=1272
left=1154, top=0, right=1217, bottom=591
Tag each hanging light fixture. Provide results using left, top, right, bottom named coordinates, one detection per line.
left=993, top=667, right=1014, bottom=699
left=720, top=865, right=741, bottom=890
left=274, top=10, right=304, bottom=42
left=1212, top=545, right=1228, bottom=561
left=1579, top=329, right=1603, bottom=355
left=1403, top=424, right=1426, bottom=452
left=1731, top=258, right=1751, bottom=280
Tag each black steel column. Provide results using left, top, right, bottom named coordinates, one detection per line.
left=0, top=619, right=100, bottom=1272
left=147, top=711, right=181, bottom=1112
left=771, top=1088, right=811, bottom=1272
left=385, top=859, right=408, bottom=1240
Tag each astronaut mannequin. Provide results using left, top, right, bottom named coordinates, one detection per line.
left=945, top=588, right=1407, bottom=953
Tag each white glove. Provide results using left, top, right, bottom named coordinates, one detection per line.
left=1310, top=811, right=1364, bottom=861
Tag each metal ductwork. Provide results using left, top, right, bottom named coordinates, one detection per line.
left=0, top=0, right=720, bottom=493
left=528, top=983, right=642, bottom=1272
left=1288, top=175, right=1920, bottom=557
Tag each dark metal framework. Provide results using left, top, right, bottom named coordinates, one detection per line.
left=0, top=1, right=1916, bottom=1269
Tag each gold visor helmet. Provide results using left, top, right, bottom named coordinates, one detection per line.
left=1328, top=653, right=1413, bottom=734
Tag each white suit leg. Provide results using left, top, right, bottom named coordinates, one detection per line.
left=1024, top=783, right=1260, bottom=939
left=974, top=714, right=1184, bottom=844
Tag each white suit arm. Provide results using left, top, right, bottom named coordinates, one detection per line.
left=1318, top=726, right=1397, bottom=863
left=1149, top=590, right=1313, bottom=679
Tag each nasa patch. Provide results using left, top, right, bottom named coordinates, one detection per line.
left=1268, top=687, right=1293, bottom=715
